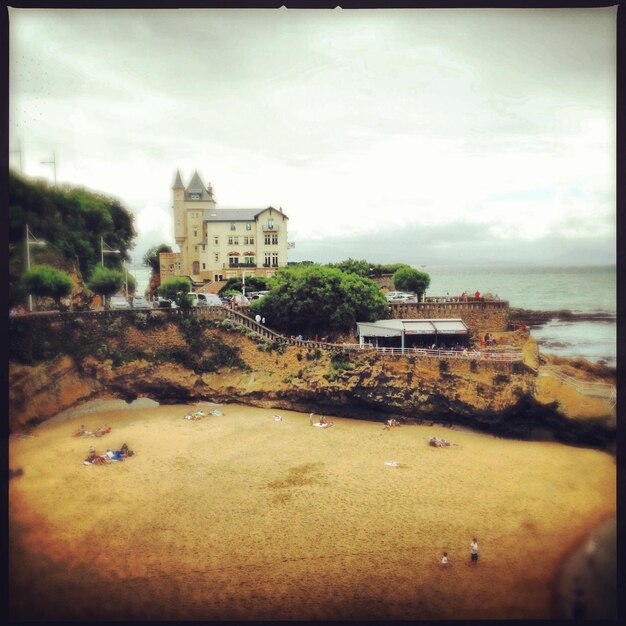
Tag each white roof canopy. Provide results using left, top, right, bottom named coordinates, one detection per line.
left=357, top=318, right=468, bottom=338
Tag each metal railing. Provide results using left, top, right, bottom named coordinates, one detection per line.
left=339, top=344, right=524, bottom=362
left=542, top=366, right=616, bottom=400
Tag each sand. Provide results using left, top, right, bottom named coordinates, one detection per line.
left=8, top=399, right=616, bottom=620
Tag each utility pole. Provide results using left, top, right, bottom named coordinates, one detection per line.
left=10, top=140, right=23, bottom=172
left=41, top=152, right=57, bottom=186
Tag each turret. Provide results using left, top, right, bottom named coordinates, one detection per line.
left=172, top=169, right=186, bottom=242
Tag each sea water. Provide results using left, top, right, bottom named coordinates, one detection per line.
left=425, top=264, right=616, bottom=366
left=128, top=263, right=617, bottom=367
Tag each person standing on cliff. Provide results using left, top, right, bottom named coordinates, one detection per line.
left=470, top=538, right=479, bottom=564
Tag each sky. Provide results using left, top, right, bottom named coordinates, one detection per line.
left=8, top=6, right=617, bottom=267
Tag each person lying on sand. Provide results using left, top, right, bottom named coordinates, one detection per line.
left=105, top=449, right=125, bottom=461
left=94, top=426, right=112, bottom=437
left=120, top=443, right=134, bottom=457
left=428, top=436, right=450, bottom=448
left=84, top=449, right=109, bottom=465
left=73, top=424, right=93, bottom=437
left=211, top=409, right=223, bottom=416
left=273, top=414, right=283, bottom=421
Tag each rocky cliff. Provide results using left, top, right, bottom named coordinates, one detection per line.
left=8, top=313, right=615, bottom=448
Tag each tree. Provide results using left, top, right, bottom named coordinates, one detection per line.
left=252, top=265, right=388, bottom=336
left=87, top=266, right=124, bottom=300
left=159, top=276, right=192, bottom=309
left=143, top=244, right=173, bottom=273
left=329, top=258, right=371, bottom=277
left=19, top=265, right=73, bottom=307
left=219, top=275, right=268, bottom=295
left=393, top=267, right=431, bottom=297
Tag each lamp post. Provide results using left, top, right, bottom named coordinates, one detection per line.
left=25, top=224, right=46, bottom=312
left=100, top=236, right=121, bottom=308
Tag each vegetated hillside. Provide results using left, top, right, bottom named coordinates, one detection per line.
left=8, top=313, right=615, bottom=448
left=9, top=170, right=136, bottom=306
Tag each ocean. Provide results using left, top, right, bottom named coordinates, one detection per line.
left=424, top=264, right=616, bottom=367
left=128, top=263, right=617, bottom=367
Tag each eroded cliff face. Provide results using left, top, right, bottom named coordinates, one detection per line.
left=8, top=320, right=615, bottom=447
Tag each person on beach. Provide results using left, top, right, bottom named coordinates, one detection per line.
left=73, top=424, right=87, bottom=436
left=441, top=552, right=449, bottom=567
left=319, top=415, right=326, bottom=425
left=106, top=449, right=125, bottom=461
left=309, top=413, right=314, bottom=426
left=84, top=449, right=109, bottom=465
left=470, top=538, right=479, bottom=564
left=120, top=443, right=134, bottom=457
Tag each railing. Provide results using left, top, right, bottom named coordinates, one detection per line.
left=339, top=344, right=524, bottom=362
left=542, top=366, right=616, bottom=401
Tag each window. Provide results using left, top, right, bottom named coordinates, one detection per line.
left=228, top=236, right=234, bottom=245
left=243, top=255, right=255, bottom=265
left=230, top=223, right=236, bottom=231
left=268, top=219, right=274, bottom=229
left=264, top=234, right=271, bottom=245
left=214, top=236, right=219, bottom=246
left=246, top=223, right=252, bottom=231
left=194, top=229, right=198, bottom=238
left=271, top=234, right=278, bottom=245
left=249, top=236, right=254, bottom=244
left=202, top=263, right=206, bottom=270
left=214, top=253, right=219, bottom=262
left=190, top=193, right=200, bottom=200
left=264, top=253, right=271, bottom=266
left=272, top=253, right=278, bottom=267
left=234, top=236, right=239, bottom=245
left=243, top=236, right=249, bottom=245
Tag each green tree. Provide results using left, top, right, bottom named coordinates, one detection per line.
left=219, top=275, right=268, bottom=295
left=87, top=266, right=124, bottom=300
left=143, top=244, right=173, bottom=273
left=19, top=265, right=73, bottom=307
left=393, top=267, right=431, bottom=297
left=159, top=277, right=192, bottom=309
left=329, top=258, right=371, bottom=277
left=253, top=265, right=387, bottom=336
left=9, top=170, right=136, bottom=279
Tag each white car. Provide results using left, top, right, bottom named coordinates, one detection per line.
left=386, top=293, right=417, bottom=303
left=188, top=292, right=209, bottom=307
left=109, top=295, right=131, bottom=310
left=131, top=296, right=151, bottom=309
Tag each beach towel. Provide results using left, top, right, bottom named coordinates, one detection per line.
left=384, top=460, right=401, bottom=467
left=314, top=422, right=333, bottom=428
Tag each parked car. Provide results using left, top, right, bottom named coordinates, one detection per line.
left=188, top=292, right=209, bottom=307
left=155, top=298, right=177, bottom=309
left=131, top=295, right=151, bottom=309
left=108, top=295, right=131, bottom=310
left=202, top=293, right=223, bottom=306
left=230, top=294, right=250, bottom=306
left=386, top=293, right=417, bottom=303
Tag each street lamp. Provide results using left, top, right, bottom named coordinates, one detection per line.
left=25, top=224, right=46, bottom=312
left=100, top=236, right=121, bottom=266
left=100, top=236, right=121, bottom=308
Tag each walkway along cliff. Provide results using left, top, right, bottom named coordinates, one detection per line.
left=8, top=306, right=616, bottom=448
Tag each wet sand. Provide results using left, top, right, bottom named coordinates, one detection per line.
left=8, top=400, right=616, bottom=620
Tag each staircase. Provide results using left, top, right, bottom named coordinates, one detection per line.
left=196, top=280, right=228, bottom=294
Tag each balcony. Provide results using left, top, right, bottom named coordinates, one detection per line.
left=262, top=223, right=279, bottom=232
left=228, top=262, right=257, bottom=268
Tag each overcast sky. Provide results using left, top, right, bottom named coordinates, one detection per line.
left=9, top=7, right=616, bottom=267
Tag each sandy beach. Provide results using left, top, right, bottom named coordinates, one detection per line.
left=8, top=399, right=616, bottom=621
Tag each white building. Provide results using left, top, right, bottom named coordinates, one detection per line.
left=161, top=170, right=290, bottom=287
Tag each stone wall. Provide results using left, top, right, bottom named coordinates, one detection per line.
left=388, top=300, right=510, bottom=334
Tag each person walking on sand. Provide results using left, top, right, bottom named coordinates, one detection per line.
left=470, top=538, right=479, bottom=564
left=309, top=412, right=314, bottom=426
left=441, top=551, right=449, bottom=567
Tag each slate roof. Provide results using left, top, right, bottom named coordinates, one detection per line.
left=203, top=206, right=289, bottom=221
left=172, top=170, right=185, bottom=190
